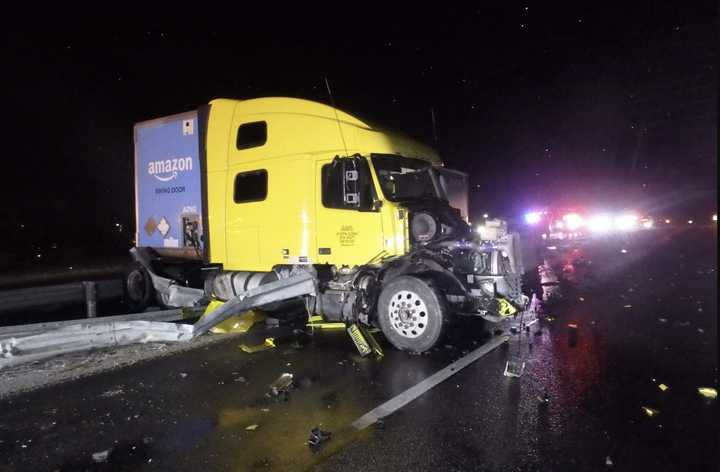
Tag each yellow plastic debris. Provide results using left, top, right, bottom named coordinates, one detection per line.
left=697, top=387, right=717, bottom=400
left=245, top=424, right=259, bottom=431
left=497, top=298, right=518, bottom=317
left=658, top=383, right=669, bottom=392
left=239, top=338, right=276, bottom=353
left=200, top=300, right=267, bottom=334
left=306, top=315, right=346, bottom=330
left=641, top=406, right=660, bottom=417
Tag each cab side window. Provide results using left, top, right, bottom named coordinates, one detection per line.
left=234, top=170, right=267, bottom=203
left=236, top=121, right=267, bottom=150
left=321, top=157, right=376, bottom=211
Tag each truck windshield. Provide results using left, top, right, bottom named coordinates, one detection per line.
left=371, top=154, right=443, bottom=202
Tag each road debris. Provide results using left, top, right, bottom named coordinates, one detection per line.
left=641, top=406, right=660, bottom=417
left=239, top=338, right=276, bottom=353
left=658, top=318, right=668, bottom=323
left=697, top=387, right=717, bottom=400
left=265, top=317, right=280, bottom=328
left=199, top=303, right=267, bottom=334
left=92, top=450, right=110, bottom=463
left=503, top=359, right=525, bottom=378
left=306, top=315, right=345, bottom=330
left=245, top=424, right=259, bottom=431
left=658, top=383, right=669, bottom=392
left=100, top=388, right=124, bottom=398
left=269, top=373, right=294, bottom=396
left=307, top=427, right=331, bottom=452
left=179, top=372, right=188, bottom=379
left=605, top=455, right=614, bottom=467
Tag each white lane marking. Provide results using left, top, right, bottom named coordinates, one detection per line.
left=351, top=335, right=510, bottom=430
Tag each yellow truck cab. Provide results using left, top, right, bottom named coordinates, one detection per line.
left=130, top=97, right=526, bottom=352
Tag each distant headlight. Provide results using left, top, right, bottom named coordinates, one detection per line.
left=614, top=214, right=638, bottom=231
left=588, top=215, right=613, bottom=233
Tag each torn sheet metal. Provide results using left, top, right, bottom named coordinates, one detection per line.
left=200, top=301, right=267, bottom=334
left=0, top=321, right=193, bottom=369
left=130, top=247, right=205, bottom=308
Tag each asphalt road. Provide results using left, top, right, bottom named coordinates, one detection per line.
left=0, top=228, right=717, bottom=471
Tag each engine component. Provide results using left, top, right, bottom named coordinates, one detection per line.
left=410, top=212, right=438, bottom=243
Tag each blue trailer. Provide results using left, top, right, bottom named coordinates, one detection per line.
left=134, top=110, right=207, bottom=261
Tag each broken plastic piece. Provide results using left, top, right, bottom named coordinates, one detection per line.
left=270, top=373, right=294, bottom=396
left=307, top=427, right=331, bottom=451
left=504, top=359, right=525, bottom=378
left=697, top=387, right=717, bottom=400
left=201, top=301, right=267, bottom=334
left=605, top=456, right=614, bottom=467
left=658, top=383, right=669, bottom=392
left=245, top=424, right=259, bottom=431
left=641, top=406, right=660, bottom=417
left=239, top=338, right=276, bottom=353
left=347, top=323, right=372, bottom=357
left=307, top=315, right=346, bottom=330
left=567, top=323, right=578, bottom=329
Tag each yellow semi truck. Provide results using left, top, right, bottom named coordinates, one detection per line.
left=128, top=97, right=526, bottom=352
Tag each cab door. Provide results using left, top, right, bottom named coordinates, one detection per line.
left=315, top=156, right=384, bottom=266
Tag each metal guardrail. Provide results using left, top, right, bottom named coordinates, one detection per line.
left=0, top=307, right=204, bottom=339
left=0, top=280, right=124, bottom=316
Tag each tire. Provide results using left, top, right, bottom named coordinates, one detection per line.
left=123, top=262, right=154, bottom=312
left=377, top=275, right=447, bottom=352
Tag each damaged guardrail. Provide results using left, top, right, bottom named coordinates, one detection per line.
left=0, top=272, right=316, bottom=369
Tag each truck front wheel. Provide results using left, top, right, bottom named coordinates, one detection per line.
left=377, top=276, right=446, bottom=353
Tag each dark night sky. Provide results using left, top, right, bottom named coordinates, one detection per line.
left=3, top=4, right=717, bottom=262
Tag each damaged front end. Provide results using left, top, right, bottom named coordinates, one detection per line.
left=382, top=159, right=529, bottom=322
left=381, top=192, right=527, bottom=323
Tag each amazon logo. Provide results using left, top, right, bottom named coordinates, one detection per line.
left=148, top=157, right=193, bottom=182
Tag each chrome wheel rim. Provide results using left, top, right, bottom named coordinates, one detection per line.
left=388, top=290, right=428, bottom=339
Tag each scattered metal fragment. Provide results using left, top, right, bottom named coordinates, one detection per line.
left=269, top=373, right=294, bottom=396
left=697, top=387, right=717, bottom=400
left=641, top=406, right=660, bottom=417
left=239, top=338, right=276, bottom=353
left=92, top=450, right=110, bottom=463
left=245, top=424, right=259, bottom=431
left=307, top=427, right=331, bottom=451
left=503, top=359, right=525, bottom=378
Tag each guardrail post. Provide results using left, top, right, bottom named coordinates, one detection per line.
left=83, top=281, right=97, bottom=318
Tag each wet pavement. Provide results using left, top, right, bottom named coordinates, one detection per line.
left=0, top=228, right=717, bottom=471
